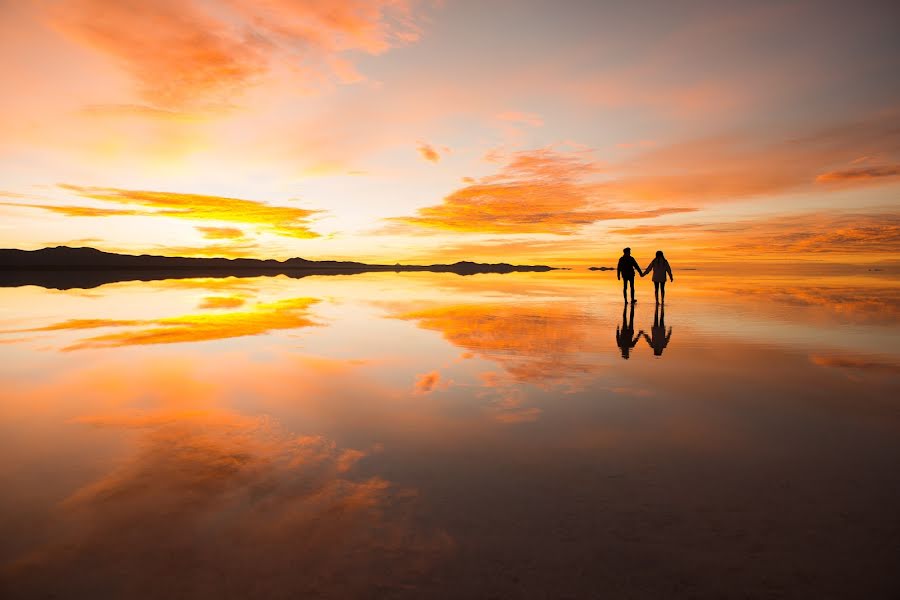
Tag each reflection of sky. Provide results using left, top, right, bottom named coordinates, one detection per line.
left=1, top=271, right=898, bottom=596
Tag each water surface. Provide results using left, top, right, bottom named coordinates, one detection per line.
left=1, top=271, right=898, bottom=598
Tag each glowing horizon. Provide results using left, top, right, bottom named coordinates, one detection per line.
left=1, top=0, right=898, bottom=266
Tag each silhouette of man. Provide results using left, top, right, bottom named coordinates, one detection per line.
left=616, top=302, right=643, bottom=359
left=641, top=303, right=672, bottom=357
left=617, top=247, right=644, bottom=303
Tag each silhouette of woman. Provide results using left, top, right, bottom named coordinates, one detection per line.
left=641, top=303, right=672, bottom=357
left=643, top=250, right=674, bottom=304
left=615, top=302, right=643, bottom=359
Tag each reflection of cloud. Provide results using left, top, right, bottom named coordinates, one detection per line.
left=52, top=185, right=321, bottom=239
left=390, top=148, right=693, bottom=234
left=19, top=298, right=320, bottom=350
left=45, top=0, right=422, bottom=110
left=396, top=302, right=602, bottom=386
left=693, top=281, right=900, bottom=325
left=5, top=409, right=445, bottom=597
left=198, top=295, right=246, bottom=310
left=810, top=354, right=900, bottom=373
left=414, top=370, right=442, bottom=394
left=489, top=388, right=542, bottom=423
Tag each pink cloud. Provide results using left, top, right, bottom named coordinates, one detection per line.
left=42, top=0, right=424, bottom=110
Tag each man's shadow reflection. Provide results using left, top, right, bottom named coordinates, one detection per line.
left=616, top=303, right=643, bottom=359
left=642, top=303, right=672, bottom=357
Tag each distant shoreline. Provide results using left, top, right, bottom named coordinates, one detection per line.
left=0, top=246, right=559, bottom=289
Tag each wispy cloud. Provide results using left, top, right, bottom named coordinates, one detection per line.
left=815, top=164, right=900, bottom=183
left=44, top=0, right=423, bottom=110
left=391, top=148, right=693, bottom=234
left=52, top=185, right=322, bottom=239
left=700, top=212, right=900, bottom=256
left=2, top=203, right=143, bottom=217
left=601, top=111, right=900, bottom=205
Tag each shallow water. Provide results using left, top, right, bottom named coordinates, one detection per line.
left=1, top=271, right=898, bottom=598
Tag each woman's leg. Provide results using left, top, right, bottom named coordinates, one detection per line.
left=654, top=281, right=660, bottom=303
left=660, top=280, right=666, bottom=303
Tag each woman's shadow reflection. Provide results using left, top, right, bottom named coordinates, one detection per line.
left=616, top=303, right=643, bottom=359
left=641, top=303, right=672, bottom=357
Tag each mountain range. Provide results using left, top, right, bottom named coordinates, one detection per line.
left=0, top=246, right=557, bottom=289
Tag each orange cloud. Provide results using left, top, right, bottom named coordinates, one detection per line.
left=413, top=371, right=442, bottom=394
left=44, top=0, right=423, bottom=110
left=196, top=226, right=246, bottom=240
left=59, top=185, right=321, bottom=239
left=815, top=164, right=900, bottom=184
left=27, top=318, right=144, bottom=332
left=391, top=148, right=693, bottom=234
left=416, top=141, right=442, bottom=163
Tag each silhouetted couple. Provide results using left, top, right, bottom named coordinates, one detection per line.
left=616, top=302, right=672, bottom=359
left=616, top=248, right=674, bottom=304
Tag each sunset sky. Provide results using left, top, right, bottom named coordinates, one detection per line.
left=1, top=0, right=898, bottom=266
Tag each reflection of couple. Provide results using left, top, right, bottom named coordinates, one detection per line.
left=616, top=247, right=674, bottom=304
left=616, top=302, right=672, bottom=359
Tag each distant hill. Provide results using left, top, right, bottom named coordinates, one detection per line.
left=0, top=247, right=557, bottom=289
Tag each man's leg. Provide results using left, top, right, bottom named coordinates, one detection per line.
left=629, top=278, right=636, bottom=303
left=622, top=278, right=628, bottom=302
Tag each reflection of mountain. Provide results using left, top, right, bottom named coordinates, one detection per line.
left=4, top=410, right=444, bottom=598
left=396, top=303, right=602, bottom=385
left=21, top=297, right=320, bottom=350
left=0, top=247, right=557, bottom=289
